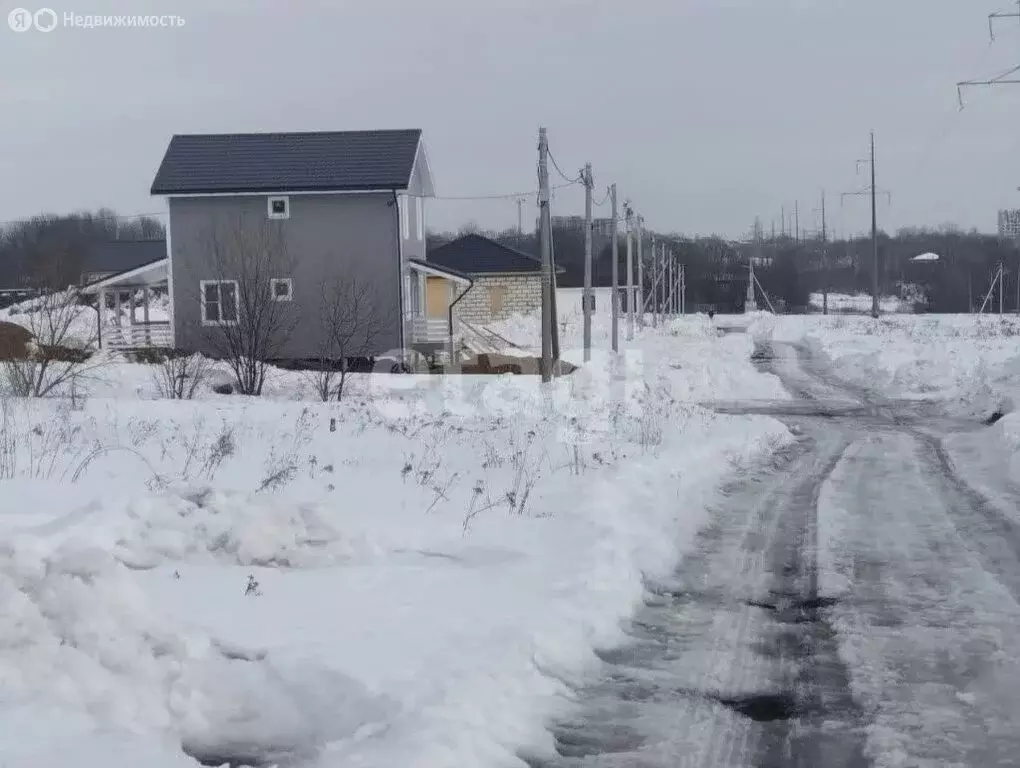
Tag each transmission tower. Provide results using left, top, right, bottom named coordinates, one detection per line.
left=841, top=132, right=890, bottom=318
left=957, top=2, right=1020, bottom=107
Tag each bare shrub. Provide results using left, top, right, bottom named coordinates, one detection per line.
left=257, top=408, right=314, bottom=493
left=2, top=289, right=103, bottom=397
left=153, top=351, right=212, bottom=400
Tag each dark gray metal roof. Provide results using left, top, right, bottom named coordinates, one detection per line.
left=427, top=234, right=565, bottom=275
left=408, top=258, right=472, bottom=282
left=150, top=129, right=423, bottom=195
left=85, top=239, right=167, bottom=274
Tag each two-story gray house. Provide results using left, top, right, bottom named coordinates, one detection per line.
left=84, top=128, right=471, bottom=362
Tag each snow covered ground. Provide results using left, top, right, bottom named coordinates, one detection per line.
left=749, top=312, right=1020, bottom=420
left=0, top=294, right=793, bottom=767
left=807, top=292, right=908, bottom=313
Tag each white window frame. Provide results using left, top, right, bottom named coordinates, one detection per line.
left=401, top=195, right=410, bottom=240
left=270, top=277, right=293, bottom=302
left=416, top=197, right=424, bottom=241
left=200, top=279, right=239, bottom=326
left=267, top=195, right=290, bottom=220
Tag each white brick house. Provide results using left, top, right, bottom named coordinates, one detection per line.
left=425, top=234, right=564, bottom=326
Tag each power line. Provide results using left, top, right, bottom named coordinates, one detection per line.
left=431, top=181, right=577, bottom=202
left=547, top=147, right=584, bottom=185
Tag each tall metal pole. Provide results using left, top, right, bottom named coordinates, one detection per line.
left=610, top=183, right=619, bottom=353
left=651, top=235, right=658, bottom=328
left=1000, top=261, right=1005, bottom=315
left=668, top=251, right=675, bottom=315
left=662, top=244, right=668, bottom=322
left=795, top=200, right=800, bottom=243
left=821, top=190, right=829, bottom=315
left=680, top=264, right=686, bottom=314
left=870, top=131, right=879, bottom=319
left=582, top=163, right=593, bottom=362
left=746, top=248, right=757, bottom=313
left=636, top=216, right=645, bottom=328
left=626, top=210, right=634, bottom=341
left=538, top=127, right=553, bottom=382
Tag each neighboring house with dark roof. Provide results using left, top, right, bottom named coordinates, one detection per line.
left=426, top=233, right=564, bottom=326
left=85, top=128, right=471, bottom=361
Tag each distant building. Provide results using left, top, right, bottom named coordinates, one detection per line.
left=548, top=215, right=615, bottom=237
left=998, top=209, right=1020, bottom=241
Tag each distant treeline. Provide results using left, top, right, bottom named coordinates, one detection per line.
left=0, top=209, right=165, bottom=290
left=430, top=224, right=1016, bottom=313
left=1, top=208, right=1012, bottom=314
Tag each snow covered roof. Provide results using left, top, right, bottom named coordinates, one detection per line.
left=911, top=252, right=940, bottom=262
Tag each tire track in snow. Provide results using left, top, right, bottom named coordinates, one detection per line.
left=818, top=432, right=1020, bottom=767
left=767, top=337, right=1020, bottom=765
left=523, top=431, right=870, bottom=768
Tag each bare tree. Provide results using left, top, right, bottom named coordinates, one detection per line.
left=311, top=270, right=395, bottom=401
left=2, top=288, right=101, bottom=397
left=153, top=352, right=212, bottom=400
left=196, top=214, right=298, bottom=396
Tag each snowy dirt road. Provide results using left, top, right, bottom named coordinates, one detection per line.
left=526, top=336, right=1020, bottom=768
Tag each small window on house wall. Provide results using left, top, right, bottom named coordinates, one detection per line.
left=200, top=280, right=239, bottom=325
left=416, top=197, right=424, bottom=241
left=401, top=195, right=410, bottom=240
left=489, top=285, right=506, bottom=317
left=270, top=278, right=293, bottom=302
left=268, top=196, right=290, bottom=219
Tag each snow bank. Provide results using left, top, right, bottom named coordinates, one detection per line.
left=807, top=292, right=906, bottom=313
left=0, top=300, right=796, bottom=767
left=751, top=314, right=1020, bottom=419
left=491, top=293, right=790, bottom=403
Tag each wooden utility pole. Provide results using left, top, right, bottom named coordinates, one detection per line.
left=537, top=127, right=553, bottom=382
left=582, top=163, right=593, bottom=362
left=610, top=183, right=619, bottom=352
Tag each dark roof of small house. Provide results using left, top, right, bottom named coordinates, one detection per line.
left=84, top=239, right=167, bottom=274
left=427, top=234, right=565, bottom=275
left=150, top=129, right=423, bottom=195
left=408, top=258, right=472, bottom=282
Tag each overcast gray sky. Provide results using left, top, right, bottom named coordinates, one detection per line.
left=3, top=0, right=1020, bottom=239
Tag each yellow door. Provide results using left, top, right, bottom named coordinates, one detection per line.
left=426, top=277, right=450, bottom=318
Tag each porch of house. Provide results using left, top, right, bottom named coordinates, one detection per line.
left=407, top=259, right=472, bottom=359
left=82, top=258, right=172, bottom=351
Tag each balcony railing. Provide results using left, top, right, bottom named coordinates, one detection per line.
left=104, top=321, right=172, bottom=350
left=411, top=317, right=451, bottom=344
